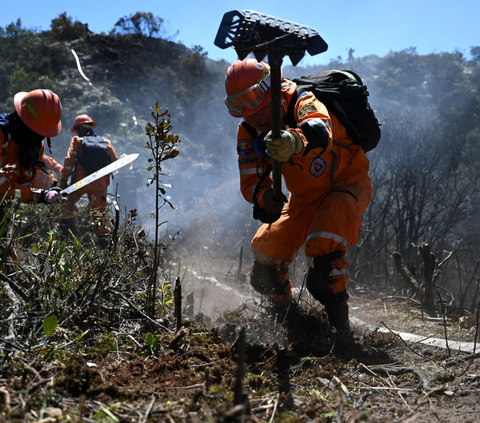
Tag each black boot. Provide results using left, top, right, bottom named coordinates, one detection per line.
left=325, top=301, right=354, bottom=345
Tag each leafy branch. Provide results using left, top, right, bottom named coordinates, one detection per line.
left=144, top=102, right=180, bottom=317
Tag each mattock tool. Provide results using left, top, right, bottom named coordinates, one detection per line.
left=215, top=10, right=328, bottom=222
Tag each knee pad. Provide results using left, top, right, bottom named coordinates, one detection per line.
left=250, top=261, right=287, bottom=296
left=306, top=251, right=344, bottom=306
left=306, top=267, right=335, bottom=306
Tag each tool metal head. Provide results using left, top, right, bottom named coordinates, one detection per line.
left=214, top=10, right=328, bottom=66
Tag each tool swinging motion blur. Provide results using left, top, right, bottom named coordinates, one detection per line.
left=215, top=10, right=328, bottom=221
left=60, top=153, right=139, bottom=195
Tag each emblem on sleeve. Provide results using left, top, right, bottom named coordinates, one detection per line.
left=237, top=139, right=254, bottom=156
left=297, top=104, right=317, bottom=120
left=310, top=157, right=327, bottom=177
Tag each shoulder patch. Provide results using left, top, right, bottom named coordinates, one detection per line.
left=239, top=157, right=259, bottom=166
left=310, top=157, right=327, bottom=177
left=297, top=104, right=318, bottom=121
left=237, top=139, right=254, bottom=156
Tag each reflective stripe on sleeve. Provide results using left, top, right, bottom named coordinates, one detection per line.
left=253, top=251, right=293, bottom=267
left=315, top=118, right=332, bottom=132
left=330, top=268, right=349, bottom=276
left=240, top=167, right=267, bottom=176
left=307, top=231, right=348, bottom=249
left=249, top=181, right=270, bottom=203
left=249, top=184, right=258, bottom=204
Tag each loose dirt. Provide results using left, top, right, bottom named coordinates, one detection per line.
left=2, top=289, right=480, bottom=422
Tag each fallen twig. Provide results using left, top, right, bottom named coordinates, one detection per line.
left=417, top=385, right=446, bottom=405
left=140, top=395, right=155, bottom=423
left=192, top=357, right=227, bottom=368
left=367, top=365, right=435, bottom=391
left=358, top=363, right=396, bottom=391
left=268, top=393, right=280, bottom=423
left=394, top=410, right=433, bottom=423
left=333, top=376, right=352, bottom=404
left=1, top=273, right=29, bottom=303
left=169, top=383, right=205, bottom=390
left=359, top=386, right=416, bottom=392
left=106, top=289, right=172, bottom=332
left=387, top=369, right=412, bottom=412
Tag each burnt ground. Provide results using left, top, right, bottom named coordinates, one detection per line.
left=1, top=289, right=480, bottom=423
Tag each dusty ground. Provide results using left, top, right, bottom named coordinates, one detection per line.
left=2, top=286, right=480, bottom=423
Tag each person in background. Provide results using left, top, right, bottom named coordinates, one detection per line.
left=224, top=59, right=372, bottom=344
left=36, top=155, right=64, bottom=190
left=0, top=89, right=63, bottom=204
left=0, top=89, right=63, bottom=272
left=59, top=114, right=117, bottom=246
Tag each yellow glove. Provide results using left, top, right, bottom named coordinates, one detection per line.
left=264, top=129, right=303, bottom=162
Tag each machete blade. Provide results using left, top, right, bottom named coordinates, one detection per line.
left=60, top=153, right=139, bottom=195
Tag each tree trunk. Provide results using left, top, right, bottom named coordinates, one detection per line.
left=393, top=251, right=423, bottom=303
left=419, top=243, right=437, bottom=317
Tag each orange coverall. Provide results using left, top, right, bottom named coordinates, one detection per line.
left=238, top=79, right=372, bottom=301
left=0, top=130, right=44, bottom=203
left=36, top=155, right=63, bottom=190
left=61, top=134, right=118, bottom=237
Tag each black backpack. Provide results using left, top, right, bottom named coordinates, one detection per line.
left=78, top=135, right=112, bottom=174
left=286, top=69, right=381, bottom=152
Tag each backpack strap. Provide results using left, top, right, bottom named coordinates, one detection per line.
left=0, top=123, right=8, bottom=144
left=0, top=115, right=10, bottom=161
left=240, top=120, right=257, bottom=140
left=285, top=86, right=341, bottom=191
left=285, top=90, right=300, bottom=129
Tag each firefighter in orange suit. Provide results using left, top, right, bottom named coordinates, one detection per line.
left=59, top=114, right=117, bottom=241
left=0, top=89, right=63, bottom=270
left=224, top=59, right=372, bottom=339
left=36, top=155, right=64, bottom=190
left=0, top=89, right=63, bottom=204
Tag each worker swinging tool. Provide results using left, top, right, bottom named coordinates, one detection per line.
left=215, top=10, right=328, bottom=221
left=215, top=10, right=376, bottom=346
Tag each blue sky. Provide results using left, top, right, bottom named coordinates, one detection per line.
left=1, top=0, right=479, bottom=66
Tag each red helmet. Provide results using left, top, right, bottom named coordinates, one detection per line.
left=14, top=89, right=62, bottom=137
left=224, top=59, right=271, bottom=117
left=71, top=113, right=97, bottom=132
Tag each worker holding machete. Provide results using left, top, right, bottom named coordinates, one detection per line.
left=0, top=89, right=63, bottom=204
